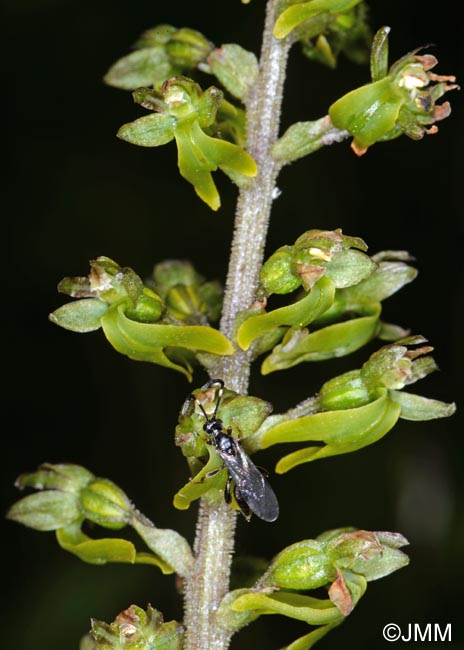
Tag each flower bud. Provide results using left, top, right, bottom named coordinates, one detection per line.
left=79, top=478, right=133, bottom=530
left=166, top=28, right=214, bottom=67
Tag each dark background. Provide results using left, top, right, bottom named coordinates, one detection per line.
left=3, top=1, right=463, bottom=648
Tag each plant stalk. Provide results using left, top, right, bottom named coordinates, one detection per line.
left=183, top=2, right=291, bottom=649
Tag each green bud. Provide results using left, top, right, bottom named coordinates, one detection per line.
left=151, top=260, right=223, bottom=323
left=135, top=25, right=177, bottom=48
left=153, top=260, right=203, bottom=295
left=270, top=540, right=335, bottom=590
left=79, top=478, right=133, bottom=530
left=166, top=28, right=213, bottom=67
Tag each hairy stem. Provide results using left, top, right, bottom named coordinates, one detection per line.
left=183, top=2, right=291, bottom=649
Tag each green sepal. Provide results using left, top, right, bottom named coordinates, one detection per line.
left=274, top=0, right=363, bottom=39
left=117, top=113, right=176, bottom=147
left=80, top=478, right=133, bottom=530
left=49, top=298, right=109, bottom=333
left=237, top=276, right=335, bottom=351
left=285, top=623, right=341, bottom=650
left=261, top=303, right=381, bottom=374
left=173, top=447, right=226, bottom=511
left=6, top=491, right=81, bottom=531
left=100, top=303, right=233, bottom=380
left=389, top=390, right=456, bottom=421
left=232, top=591, right=341, bottom=626
left=370, top=25, right=390, bottom=82
left=340, top=259, right=417, bottom=304
left=208, top=44, right=259, bottom=100
left=15, top=463, right=94, bottom=493
left=271, top=540, right=335, bottom=590
left=329, top=76, right=402, bottom=151
left=131, top=515, right=193, bottom=578
left=56, top=523, right=173, bottom=572
left=103, top=46, right=179, bottom=91
left=258, top=390, right=402, bottom=473
left=175, top=119, right=257, bottom=211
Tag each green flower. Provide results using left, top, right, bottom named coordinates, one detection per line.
left=117, top=77, right=257, bottom=210
left=329, top=26, right=459, bottom=155
left=49, top=257, right=233, bottom=380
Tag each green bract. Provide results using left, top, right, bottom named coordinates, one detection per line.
left=49, top=257, right=233, bottom=380
left=329, top=26, right=458, bottom=155
left=117, top=77, right=257, bottom=210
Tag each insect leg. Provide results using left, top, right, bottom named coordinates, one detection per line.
left=234, top=485, right=252, bottom=522
left=224, top=475, right=233, bottom=504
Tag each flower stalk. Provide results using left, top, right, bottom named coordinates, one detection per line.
left=183, top=1, right=291, bottom=648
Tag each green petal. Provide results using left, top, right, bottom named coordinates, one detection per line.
left=285, top=624, right=341, bottom=650
left=190, top=120, right=257, bottom=177
left=117, top=113, right=176, bottom=147
left=175, top=123, right=221, bottom=210
left=56, top=524, right=172, bottom=572
left=173, top=448, right=226, bottom=510
left=100, top=304, right=233, bottom=380
left=370, top=26, right=391, bottom=82
left=274, top=0, right=362, bottom=39
left=6, top=491, right=81, bottom=531
left=237, top=277, right=335, bottom=351
left=389, top=390, right=456, bottom=421
left=261, top=303, right=381, bottom=373
left=232, top=591, right=341, bottom=626
left=49, top=298, right=108, bottom=333
left=259, top=390, right=401, bottom=473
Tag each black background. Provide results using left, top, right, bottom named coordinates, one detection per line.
left=3, top=1, right=463, bottom=648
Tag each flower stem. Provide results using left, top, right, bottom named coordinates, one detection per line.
left=183, top=2, right=291, bottom=649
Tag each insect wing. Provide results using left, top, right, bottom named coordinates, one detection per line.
left=225, top=444, right=279, bottom=522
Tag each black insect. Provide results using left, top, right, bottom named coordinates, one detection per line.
left=185, top=379, right=279, bottom=522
